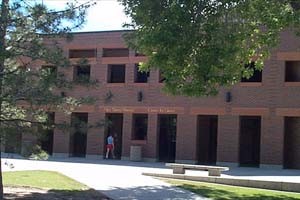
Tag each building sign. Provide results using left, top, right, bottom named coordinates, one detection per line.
left=100, top=106, right=185, bottom=114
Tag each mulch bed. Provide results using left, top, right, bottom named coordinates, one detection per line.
left=4, top=186, right=111, bottom=200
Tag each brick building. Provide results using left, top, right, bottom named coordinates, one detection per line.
left=7, top=30, right=300, bottom=169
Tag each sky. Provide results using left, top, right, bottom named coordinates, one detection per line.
left=35, top=0, right=132, bottom=32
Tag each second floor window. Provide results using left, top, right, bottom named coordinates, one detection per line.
left=285, top=61, right=300, bottom=82
left=41, top=65, right=57, bottom=77
left=159, top=70, right=166, bottom=83
left=74, top=65, right=90, bottom=82
left=135, top=64, right=149, bottom=83
left=69, top=49, right=96, bottom=58
left=103, top=48, right=129, bottom=57
left=108, top=64, right=125, bottom=83
left=241, top=62, right=262, bottom=82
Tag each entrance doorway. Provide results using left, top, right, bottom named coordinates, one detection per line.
left=284, top=117, right=300, bottom=169
left=197, top=115, right=218, bottom=165
left=158, top=114, right=177, bottom=162
left=40, top=112, right=54, bottom=155
left=4, top=132, right=22, bottom=154
left=105, top=113, right=123, bottom=159
left=69, top=113, right=88, bottom=157
left=239, top=116, right=261, bottom=167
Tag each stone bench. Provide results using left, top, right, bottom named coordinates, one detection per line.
left=166, top=163, right=229, bottom=177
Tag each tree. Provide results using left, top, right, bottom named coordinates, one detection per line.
left=0, top=0, right=95, bottom=198
left=120, top=0, right=300, bottom=96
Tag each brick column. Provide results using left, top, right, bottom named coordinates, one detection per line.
left=176, top=114, right=197, bottom=164
left=86, top=112, right=105, bottom=159
left=217, top=115, right=239, bottom=167
left=121, top=113, right=132, bottom=159
left=149, top=69, right=159, bottom=84
left=260, top=115, right=284, bottom=168
left=126, top=63, right=135, bottom=84
left=143, top=114, right=158, bottom=161
left=53, top=112, right=71, bottom=157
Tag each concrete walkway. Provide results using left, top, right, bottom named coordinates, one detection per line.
left=1, top=157, right=205, bottom=200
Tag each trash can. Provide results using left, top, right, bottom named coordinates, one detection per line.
left=130, top=145, right=142, bottom=161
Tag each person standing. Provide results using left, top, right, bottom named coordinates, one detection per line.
left=105, top=133, right=115, bottom=159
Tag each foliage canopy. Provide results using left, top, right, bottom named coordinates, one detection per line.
left=0, top=0, right=95, bottom=197
left=120, top=0, right=300, bottom=96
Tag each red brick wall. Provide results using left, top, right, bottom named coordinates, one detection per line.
left=176, top=114, right=197, bottom=162
left=217, top=115, right=239, bottom=164
left=53, top=112, right=70, bottom=155
left=86, top=112, right=105, bottom=156
left=45, top=30, right=300, bottom=166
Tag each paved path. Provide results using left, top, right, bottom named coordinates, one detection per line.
left=2, top=158, right=205, bottom=200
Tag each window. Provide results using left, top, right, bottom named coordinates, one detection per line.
left=73, top=65, right=90, bottom=82
left=69, top=49, right=96, bottom=58
left=108, top=64, right=125, bottom=83
left=241, top=62, right=262, bottom=82
left=135, top=64, right=149, bottom=83
left=135, top=51, right=145, bottom=56
left=103, top=48, right=129, bottom=57
left=285, top=61, right=300, bottom=82
left=132, top=114, right=148, bottom=140
left=159, top=70, right=166, bottom=83
left=41, top=65, right=57, bottom=76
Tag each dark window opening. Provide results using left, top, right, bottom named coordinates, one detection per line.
left=284, top=117, right=300, bottom=169
left=4, top=132, right=22, bottom=154
left=285, top=61, right=300, bottom=82
left=158, top=114, right=177, bottom=162
left=159, top=71, right=166, bottom=83
left=69, top=49, right=96, bottom=58
left=135, top=51, right=145, bottom=56
left=132, top=114, right=148, bottom=140
left=241, top=62, right=262, bottom=82
left=73, top=65, right=90, bottom=82
left=239, top=116, right=261, bottom=167
left=197, top=115, right=218, bottom=165
left=40, top=112, right=55, bottom=155
left=41, top=65, right=57, bottom=76
left=105, top=113, right=123, bottom=159
left=135, top=64, right=149, bottom=83
left=103, top=48, right=129, bottom=57
left=70, top=113, right=88, bottom=157
left=108, top=64, right=125, bottom=83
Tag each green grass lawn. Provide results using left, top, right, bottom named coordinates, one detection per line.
left=2, top=170, right=109, bottom=199
left=163, top=178, right=300, bottom=200
left=3, top=170, right=87, bottom=190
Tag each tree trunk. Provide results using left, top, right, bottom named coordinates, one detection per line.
left=0, top=0, right=10, bottom=199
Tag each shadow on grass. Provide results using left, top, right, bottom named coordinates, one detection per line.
left=4, top=188, right=111, bottom=200
left=179, top=184, right=300, bottom=200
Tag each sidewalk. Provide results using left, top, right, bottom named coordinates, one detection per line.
left=3, top=157, right=300, bottom=198
left=2, top=157, right=205, bottom=200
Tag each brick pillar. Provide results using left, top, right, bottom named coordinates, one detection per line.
left=126, top=63, right=135, bottom=84
left=217, top=115, right=239, bottom=167
left=260, top=115, right=284, bottom=168
left=86, top=112, right=105, bottom=159
left=143, top=114, right=158, bottom=161
left=149, top=69, right=159, bottom=84
left=121, top=113, right=132, bottom=159
left=176, top=114, right=197, bottom=164
left=53, top=112, right=71, bottom=157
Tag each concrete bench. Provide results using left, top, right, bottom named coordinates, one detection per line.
left=166, top=163, right=229, bottom=177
